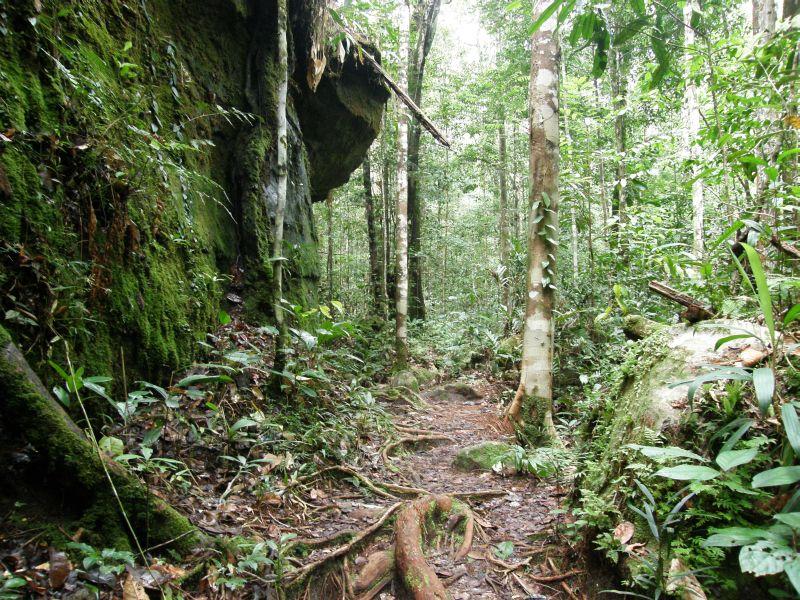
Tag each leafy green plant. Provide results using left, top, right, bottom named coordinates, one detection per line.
left=0, top=572, right=26, bottom=600
left=66, top=542, right=135, bottom=575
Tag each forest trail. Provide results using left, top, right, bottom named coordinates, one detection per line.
left=284, top=377, right=592, bottom=599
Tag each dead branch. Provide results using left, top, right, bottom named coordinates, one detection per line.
left=771, top=235, right=800, bottom=260
left=648, top=281, right=714, bottom=322
left=341, top=30, right=451, bottom=148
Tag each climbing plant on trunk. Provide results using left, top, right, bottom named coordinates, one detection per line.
left=506, top=0, right=561, bottom=445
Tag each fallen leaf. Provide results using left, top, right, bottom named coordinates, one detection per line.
left=739, top=347, right=768, bottom=368
left=122, top=574, right=148, bottom=600
left=613, top=521, right=635, bottom=544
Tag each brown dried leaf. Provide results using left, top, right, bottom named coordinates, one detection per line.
left=613, top=521, right=635, bottom=544
left=739, top=347, right=768, bottom=368
left=122, top=574, right=148, bottom=600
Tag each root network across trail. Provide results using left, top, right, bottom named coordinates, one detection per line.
left=280, top=378, right=591, bottom=599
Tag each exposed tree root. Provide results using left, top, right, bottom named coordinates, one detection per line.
left=354, top=549, right=395, bottom=600
left=285, top=502, right=403, bottom=588
left=293, top=465, right=401, bottom=499
left=381, top=434, right=453, bottom=463
left=394, top=494, right=474, bottom=599
left=285, top=493, right=476, bottom=599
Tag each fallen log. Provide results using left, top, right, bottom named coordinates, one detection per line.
left=648, top=281, right=714, bottom=323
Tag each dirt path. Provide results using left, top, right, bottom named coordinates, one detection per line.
left=287, top=377, right=591, bottom=599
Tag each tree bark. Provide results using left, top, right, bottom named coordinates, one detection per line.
left=506, top=0, right=560, bottom=445
left=326, top=192, right=334, bottom=304
left=407, top=0, right=443, bottom=321
left=498, top=113, right=512, bottom=335
left=395, top=2, right=411, bottom=367
left=272, top=0, right=290, bottom=350
left=364, top=153, right=385, bottom=316
left=609, top=43, right=627, bottom=245
left=684, top=0, right=705, bottom=258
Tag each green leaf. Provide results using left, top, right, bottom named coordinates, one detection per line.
left=752, top=466, right=800, bottom=488
left=175, top=374, right=233, bottom=388
left=782, top=404, right=800, bottom=458
left=752, top=367, right=775, bottom=415
left=785, top=559, right=800, bottom=596
left=98, top=436, right=124, bottom=457
left=715, top=448, right=758, bottom=471
left=218, top=310, right=232, bottom=325
left=142, top=426, right=163, bottom=447
left=774, top=513, right=800, bottom=530
left=529, top=0, right=565, bottom=35
left=703, top=527, right=771, bottom=548
left=719, top=419, right=753, bottom=453
left=739, top=540, right=795, bottom=576
left=654, top=465, right=719, bottom=481
left=741, top=243, right=775, bottom=345
left=784, top=303, right=800, bottom=327
left=614, top=17, right=649, bottom=46
left=493, top=540, right=515, bottom=559
left=714, top=333, right=755, bottom=350
left=231, top=418, right=258, bottom=432
left=628, top=445, right=705, bottom=462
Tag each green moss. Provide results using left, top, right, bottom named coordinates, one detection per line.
left=0, top=325, right=199, bottom=552
left=453, top=441, right=515, bottom=472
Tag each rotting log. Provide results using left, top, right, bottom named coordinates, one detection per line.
left=648, top=281, right=714, bottom=323
left=0, top=326, right=200, bottom=553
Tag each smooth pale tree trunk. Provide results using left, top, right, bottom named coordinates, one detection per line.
left=506, top=0, right=560, bottom=445
left=684, top=0, right=704, bottom=258
left=593, top=79, right=609, bottom=234
left=407, top=0, right=442, bottom=321
left=381, top=113, right=392, bottom=303
left=609, top=44, right=627, bottom=245
left=498, top=114, right=511, bottom=335
left=363, top=154, right=384, bottom=316
left=272, top=0, right=290, bottom=350
left=326, top=193, right=334, bottom=303
left=394, top=2, right=411, bottom=367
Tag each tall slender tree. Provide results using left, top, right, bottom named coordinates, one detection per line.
left=272, top=0, right=290, bottom=352
left=506, top=0, right=561, bottom=445
left=684, top=0, right=704, bottom=257
left=395, top=0, right=411, bottom=367
left=363, top=153, right=385, bottom=315
left=498, top=112, right=512, bottom=335
left=407, top=0, right=443, bottom=320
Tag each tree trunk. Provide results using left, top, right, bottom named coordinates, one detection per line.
left=407, top=0, right=442, bottom=321
left=381, top=113, right=392, bottom=304
left=272, top=0, right=289, bottom=350
left=594, top=79, right=609, bottom=233
left=395, top=2, right=411, bottom=367
left=684, top=0, right=705, bottom=258
left=498, top=113, right=511, bottom=335
left=506, top=1, right=560, bottom=445
left=326, top=192, right=334, bottom=304
left=363, top=154, right=384, bottom=316
left=609, top=44, right=626, bottom=244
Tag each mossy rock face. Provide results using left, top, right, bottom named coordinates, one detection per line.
left=411, top=365, right=439, bottom=386
left=0, top=0, right=386, bottom=385
left=454, top=441, right=517, bottom=474
left=622, top=314, right=664, bottom=340
left=390, top=370, right=420, bottom=392
left=581, top=319, right=771, bottom=497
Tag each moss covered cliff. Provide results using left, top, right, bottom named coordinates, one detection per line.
left=0, top=0, right=388, bottom=383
